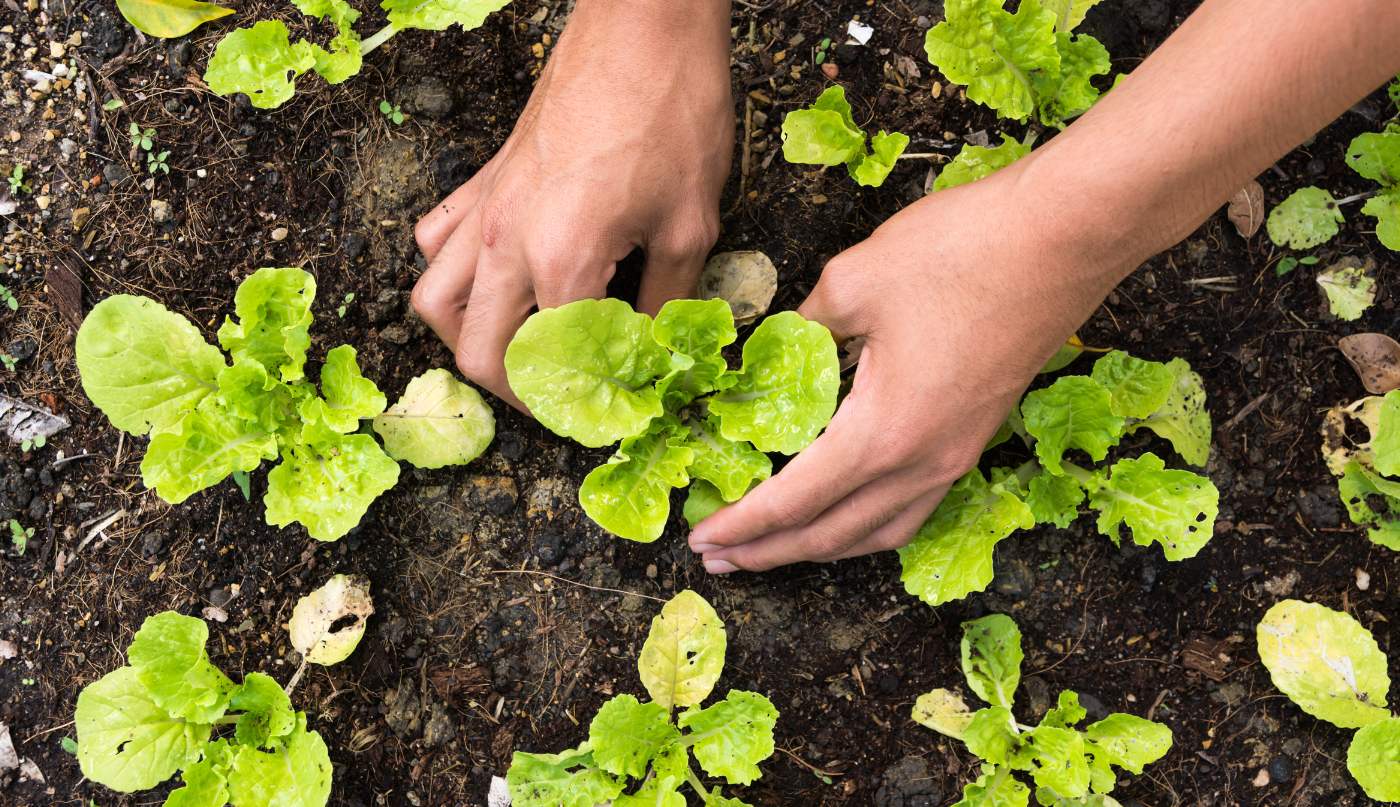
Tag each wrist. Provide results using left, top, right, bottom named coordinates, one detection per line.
left=570, top=0, right=731, bottom=39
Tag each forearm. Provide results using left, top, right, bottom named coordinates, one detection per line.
left=1020, top=0, right=1400, bottom=289
left=565, top=0, right=731, bottom=51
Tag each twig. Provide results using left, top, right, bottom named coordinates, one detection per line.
left=1221, top=392, right=1270, bottom=432
left=73, top=508, right=125, bottom=555
left=487, top=569, right=666, bottom=602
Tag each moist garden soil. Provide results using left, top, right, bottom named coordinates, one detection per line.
left=1, top=0, right=1397, bottom=804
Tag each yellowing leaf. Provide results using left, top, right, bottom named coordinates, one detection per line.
left=638, top=590, right=726, bottom=711
left=373, top=368, right=495, bottom=469
left=116, top=0, right=233, bottom=38
left=289, top=574, right=373, bottom=665
left=1316, top=258, right=1377, bottom=322
left=912, top=688, right=975, bottom=739
left=1256, top=599, right=1390, bottom=729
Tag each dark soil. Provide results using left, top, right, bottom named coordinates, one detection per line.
left=2, top=0, right=1396, bottom=805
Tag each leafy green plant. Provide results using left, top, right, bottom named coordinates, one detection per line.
left=915, top=614, right=1173, bottom=806
left=74, top=611, right=333, bottom=805
left=507, top=590, right=779, bottom=806
left=148, top=149, right=172, bottom=175
left=8, top=519, right=32, bottom=556
left=204, top=0, right=511, bottom=110
left=1268, top=128, right=1400, bottom=252
left=378, top=100, right=405, bottom=125
left=7, top=165, right=29, bottom=196
left=504, top=298, right=839, bottom=542
left=0, top=283, right=18, bottom=311
left=925, top=0, right=1113, bottom=128
left=780, top=85, right=911, bottom=187
left=1256, top=600, right=1399, bottom=802
left=74, top=267, right=496, bottom=541
left=932, top=132, right=1037, bottom=192
left=0, top=354, right=16, bottom=372
left=129, top=122, right=155, bottom=152
left=1274, top=253, right=1319, bottom=277
left=900, top=350, right=1218, bottom=607
left=1320, top=390, right=1400, bottom=550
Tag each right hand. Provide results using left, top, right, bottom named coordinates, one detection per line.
left=411, top=0, right=735, bottom=407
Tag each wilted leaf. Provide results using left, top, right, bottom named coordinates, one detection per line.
left=698, top=251, right=778, bottom=325
left=289, top=574, right=373, bottom=666
left=0, top=393, right=69, bottom=446
left=1317, top=258, right=1377, bottom=322
left=1227, top=180, right=1265, bottom=239
left=1339, top=333, right=1400, bottom=394
left=116, top=0, right=234, bottom=38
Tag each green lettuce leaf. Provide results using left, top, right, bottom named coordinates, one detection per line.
left=1009, top=724, right=1089, bottom=797
left=505, top=298, right=669, bottom=448
left=780, top=85, right=867, bottom=167
left=588, top=694, right=679, bottom=779
left=372, top=368, right=495, bottom=468
left=164, top=740, right=233, bottom=807
left=932, top=133, right=1031, bottom=192
left=653, top=298, right=738, bottom=359
left=294, top=0, right=363, bottom=84
left=75, top=295, right=226, bottom=436
left=961, top=614, right=1023, bottom=710
left=965, top=707, right=1020, bottom=766
left=1040, top=691, right=1087, bottom=729
left=709, top=311, right=839, bottom=454
left=1025, top=470, right=1084, bottom=528
left=115, top=0, right=233, bottom=38
left=898, top=469, right=1035, bottom=606
left=229, top=672, right=296, bottom=749
left=507, top=745, right=624, bottom=807
left=1128, top=358, right=1211, bottom=466
left=381, top=0, right=512, bottom=31
left=1266, top=187, right=1343, bottom=249
left=1337, top=460, right=1400, bottom=550
left=217, top=360, right=304, bottom=436
left=913, top=688, right=977, bottom=740
left=264, top=434, right=401, bottom=541
left=680, top=416, right=772, bottom=503
left=128, top=611, right=235, bottom=724
left=226, top=713, right=333, bottom=807
left=1021, top=376, right=1124, bottom=475
left=1345, top=131, right=1400, bottom=186
left=683, top=479, right=729, bottom=528
left=75, top=665, right=211, bottom=792
left=141, top=397, right=277, bottom=503
left=850, top=130, right=911, bottom=187
left=217, top=267, right=317, bottom=382
left=1316, top=261, right=1378, bottom=322
left=638, top=590, right=726, bottom=711
left=614, top=774, right=687, bottom=807
left=924, top=0, right=1059, bottom=122
left=579, top=422, right=694, bottom=542
left=205, top=21, right=318, bottom=110
left=1082, top=713, right=1173, bottom=776
left=1089, top=351, right=1175, bottom=419
left=1087, top=453, right=1217, bottom=561
left=297, top=345, right=386, bottom=433
left=1033, top=32, right=1109, bottom=128
left=1256, top=599, right=1391, bottom=728
left=953, top=764, right=1030, bottom=807
left=1041, top=0, right=1105, bottom=32
left=1361, top=189, right=1400, bottom=250
left=1347, top=717, right=1400, bottom=802
left=678, top=691, right=779, bottom=786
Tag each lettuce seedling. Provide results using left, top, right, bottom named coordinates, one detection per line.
left=204, top=0, right=510, bottom=109
left=1320, top=390, right=1400, bottom=550
left=781, top=85, right=911, bottom=187
left=931, top=132, right=1036, bottom=193
left=915, top=614, right=1173, bottom=806
left=75, top=267, right=495, bottom=541
left=900, top=351, right=1218, bottom=607
left=925, top=0, right=1113, bottom=128
left=508, top=590, right=779, bottom=807
left=1268, top=128, right=1400, bottom=252
left=1257, top=600, right=1399, bottom=801
left=74, top=611, right=333, bottom=805
left=504, top=298, right=838, bottom=542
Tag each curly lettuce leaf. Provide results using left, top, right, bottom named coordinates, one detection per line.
left=217, top=267, right=317, bottom=383
left=205, top=21, right=318, bottom=110
left=164, top=741, right=232, bottom=807
left=1088, top=453, right=1217, bottom=561
left=680, top=416, right=772, bottom=503
left=850, top=130, right=911, bottom=187
left=653, top=298, right=738, bottom=359
left=683, top=479, right=729, bottom=528
left=587, top=695, right=679, bottom=779
left=128, top=612, right=236, bottom=724
left=505, top=298, right=669, bottom=448
left=1089, top=351, right=1175, bottom=420
left=1348, top=717, right=1400, bottom=802
left=1266, top=187, right=1343, bottom=250
left=217, top=360, right=304, bottom=436
left=372, top=368, right=495, bottom=469
left=507, top=745, right=624, bottom=807
left=294, top=0, right=363, bottom=83
left=614, top=776, right=687, bottom=807
left=953, top=764, right=1030, bottom=807
left=75, top=665, right=211, bottom=792
left=1256, top=599, right=1391, bottom=729
left=1345, top=131, right=1400, bottom=187
left=1128, top=358, right=1211, bottom=466
left=76, top=295, right=226, bottom=436
left=932, top=133, right=1031, bottom=192
left=1361, top=189, right=1400, bottom=251
left=709, top=311, right=839, bottom=454
left=229, top=672, right=296, bottom=749
left=899, top=469, right=1035, bottom=606
left=1337, top=460, right=1400, bottom=550
left=1022, top=376, right=1124, bottom=475
left=1009, top=724, right=1089, bottom=798
left=780, top=85, right=867, bottom=167
left=924, top=0, right=1059, bottom=122
left=264, top=434, right=400, bottom=541
left=1033, top=32, right=1109, bottom=128
left=298, top=345, right=386, bottom=433
left=226, top=714, right=332, bottom=807
left=141, top=397, right=277, bottom=504
left=1025, top=470, right=1084, bottom=528
left=678, top=691, right=778, bottom=786
left=1040, top=691, right=1087, bottom=729
left=115, top=0, right=233, bottom=38
left=961, top=614, right=1023, bottom=710
left=382, top=0, right=511, bottom=31
left=914, top=688, right=977, bottom=740
left=1041, top=0, right=1106, bottom=32
left=1316, top=261, right=1378, bottom=322
left=580, top=422, right=694, bottom=542
left=1082, top=713, right=1172, bottom=779
left=965, top=708, right=1020, bottom=766
left=638, top=590, right=727, bottom=712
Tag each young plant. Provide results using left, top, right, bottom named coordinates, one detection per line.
left=931, top=132, right=1037, bottom=192
left=507, top=590, right=779, bottom=806
left=1320, top=389, right=1400, bottom=550
left=148, top=149, right=172, bottom=175
left=378, top=100, right=406, bottom=125
left=8, top=519, right=31, bottom=556
left=1274, top=253, right=1319, bottom=277
left=1268, top=127, right=1400, bottom=252
left=74, top=611, right=333, bottom=805
left=337, top=291, right=354, bottom=318
left=75, top=267, right=496, bottom=541
left=781, top=85, right=911, bottom=187
left=7, top=165, right=29, bottom=196
left=915, top=614, right=1173, bottom=806
left=20, top=435, right=46, bottom=452
left=1256, top=600, right=1399, bottom=802
left=504, top=298, right=839, bottom=542
left=203, top=0, right=511, bottom=110
left=925, top=0, right=1113, bottom=129
left=128, top=122, right=155, bottom=152
left=0, top=282, right=18, bottom=311
left=900, top=350, right=1218, bottom=607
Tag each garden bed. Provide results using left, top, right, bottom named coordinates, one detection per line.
left=1, top=0, right=1395, bottom=804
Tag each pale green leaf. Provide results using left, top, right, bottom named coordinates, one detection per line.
left=507, top=745, right=624, bottom=807
left=373, top=368, right=495, bottom=468
left=1039, top=690, right=1087, bottom=729
left=1034, top=32, right=1110, bottom=128
left=1041, top=0, right=1105, bottom=32
left=75, top=666, right=211, bottom=792
left=298, top=345, right=386, bottom=433
left=76, top=295, right=226, bottom=436
left=653, top=298, right=737, bottom=359
left=679, top=416, right=772, bottom=503
left=638, top=590, right=726, bottom=711
left=1025, top=471, right=1084, bottom=528
left=141, top=398, right=276, bottom=503
left=588, top=695, right=679, bottom=778
left=925, top=0, right=1059, bottom=122
left=961, top=614, right=1023, bottom=710
left=116, top=0, right=233, bottom=38
left=965, top=707, right=1020, bottom=767
left=128, top=611, right=235, bottom=724
left=1348, top=717, right=1400, bottom=802
left=1082, top=713, right=1173, bottom=775
left=1316, top=262, right=1377, bottom=321
left=216, top=267, right=316, bottom=382
left=614, top=774, right=687, bottom=807
left=1345, top=131, right=1400, bottom=186
left=294, top=0, right=362, bottom=83
left=953, top=764, right=1030, bottom=807
left=678, top=691, right=778, bottom=786
left=1266, top=187, right=1343, bottom=250
left=226, top=714, right=333, bottom=807
left=932, top=133, right=1030, bottom=192
left=164, top=741, right=232, bottom=807
left=382, top=0, right=511, bottom=31
left=1010, top=724, right=1089, bottom=798
left=1337, top=460, right=1400, bottom=550
left=683, top=479, right=729, bottom=528
left=217, top=359, right=304, bottom=436
left=1256, top=599, right=1391, bottom=728
left=1089, top=351, right=1175, bottom=419
left=1129, top=358, right=1211, bottom=466
left=913, top=688, right=976, bottom=740
left=205, top=22, right=318, bottom=110
left=289, top=573, right=373, bottom=665
left=850, top=130, right=910, bottom=187
left=264, top=434, right=400, bottom=541
left=1088, top=453, right=1217, bottom=561
left=580, top=423, right=694, bottom=542
left=781, top=86, right=866, bottom=166
left=1361, top=189, right=1400, bottom=251
left=1021, top=376, right=1124, bottom=475
left=230, top=672, right=296, bottom=748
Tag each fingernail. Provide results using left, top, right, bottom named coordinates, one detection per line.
left=704, top=559, right=739, bottom=575
left=690, top=542, right=720, bottom=554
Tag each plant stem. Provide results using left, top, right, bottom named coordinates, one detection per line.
left=684, top=764, right=712, bottom=800
left=1058, top=461, right=1094, bottom=485
left=284, top=658, right=308, bottom=697
left=1335, top=189, right=1377, bottom=207
left=896, top=152, right=948, bottom=161
left=361, top=24, right=398, bottom=56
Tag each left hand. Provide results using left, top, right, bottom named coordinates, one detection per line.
left=687, top=162, right=1124, bottom=572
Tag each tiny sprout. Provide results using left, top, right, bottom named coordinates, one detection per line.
left=8, top=519, right=33, bottom=556
left=337, top=292, right=355, bottom=318
left=7, top=165, right=29, bottom=196
left=378, top=100, right=406, bottom=125
left=0, top=283, right=18, bottom=311
left=128, top=123, right=155, bottom=152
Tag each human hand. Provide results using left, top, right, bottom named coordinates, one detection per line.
left=687, top=163, right=1132, bottom=572
left=411, top=0, right=734, bottom=406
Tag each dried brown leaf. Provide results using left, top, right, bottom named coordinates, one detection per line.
left=699, top=251, right=777, bottom=325
left=1227, top=180, right=1265, bottom=239
left=1339, top=332, right=1400, bottom=394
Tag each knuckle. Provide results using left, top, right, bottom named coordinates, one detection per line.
left=413, top=216, right=436, bottom=252
left=409, top=281, right=435, bottom=318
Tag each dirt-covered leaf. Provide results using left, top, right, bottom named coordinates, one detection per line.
left=638, top=590, right=726, bottom=711
left=1256, top=599, right=1391, bottom=729
left=289, top=574, right=373, bottom=666
left=0, top=392, right=69, bottom=446
left=116, top=0, right=233, bottom=38
left=913, top=688, right=976, bottom=739
left=678, top=690, right=778, bottom=785
left=1088, top=453, right=1217, bottom=561
left=204, top=22, right=317, bottom=110
left=699, top=252, right=777, bottom=326
left=1226, top=180, right=1265, bottom=239
left=372, top=368, right=494, bottom=469
left=1267, top=187, right=1343, bottom=250
left=1348, top=716, right=1400, bottom=802
left=1316, top=258, right=1377, bottom=322
left=961, top=615, right=1023, bottom=710
left=1339, top=333, right=1400, bottom=394
left=74, top=666, right=211, bottom=792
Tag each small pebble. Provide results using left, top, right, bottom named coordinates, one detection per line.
left=270, top=226, right=288, bottom=241
left=1252, top=768, right=1270, bottom=787
left=1268, top=755, right=1295, bottom=784
left=1355, top=568, right=1370, bottom=590
left=821, top=62, right=839, bottom=79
